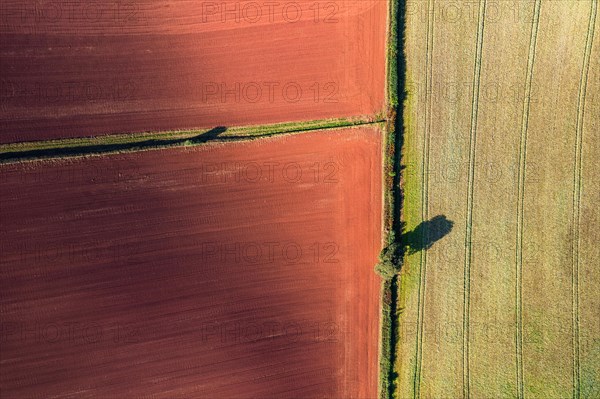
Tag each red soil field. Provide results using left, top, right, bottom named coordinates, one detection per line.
left=0, top=127, right=383, bottom=398
left=0, top=1, right=386, bottom=144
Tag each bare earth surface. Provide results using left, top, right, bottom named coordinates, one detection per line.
left=0, top=1, right=386, bottom=143
left=0, top=127, right=382, bottom=398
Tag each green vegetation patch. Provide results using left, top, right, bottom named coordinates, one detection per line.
left=1, top=116, right=379, bottom=164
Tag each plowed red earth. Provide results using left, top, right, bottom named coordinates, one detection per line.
left=0, top=1, right=386, bottom=144
left=0, top=127, right=382, bottom=398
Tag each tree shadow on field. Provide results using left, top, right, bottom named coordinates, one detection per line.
left=0, top=126, right=228, bottom=162
left=191, top=126, right=227, bottom=143
left=402, top=215, right=454, bottom=255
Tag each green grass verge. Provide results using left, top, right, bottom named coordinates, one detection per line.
left=394, top=1, right=423, bottom=393
left=394, top=91, right=421, bottom=398
left=0, top=116, right=379, bottom=163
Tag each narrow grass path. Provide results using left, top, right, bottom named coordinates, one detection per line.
left=1, top=116, right=381, bottom=163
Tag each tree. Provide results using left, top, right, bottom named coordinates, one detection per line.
left=374, top=232, right=402, bottom=280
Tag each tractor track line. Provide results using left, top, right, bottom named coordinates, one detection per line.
left=514, top=1, right=541, bottom=398
left=571, top=2, right=597, bottom=398
left=463, top=2, right=487, bottom=398
left=413, top=0, right=435, bottom=397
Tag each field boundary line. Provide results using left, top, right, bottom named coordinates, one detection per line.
left=413, top=1, right=434, bottom=398
left=463, top=1, right=487, bottom=398
left=572, top=1, right=597, bottom=398
left=514, top=1, right=541, bottom=398
left=0, top=117, right=382, bottom=164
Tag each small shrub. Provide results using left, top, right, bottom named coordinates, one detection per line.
left=375, top=259, right=397, bottom=280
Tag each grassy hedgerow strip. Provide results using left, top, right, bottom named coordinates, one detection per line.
left=379, top=279, right=394, bottom=399
left=377, top=0, right=405, bottom=398
left=0, top=116, right=380, bottom=163
left=387, top=0, right=400, bottom=109
left=377, top=111, right=401, bottom=399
